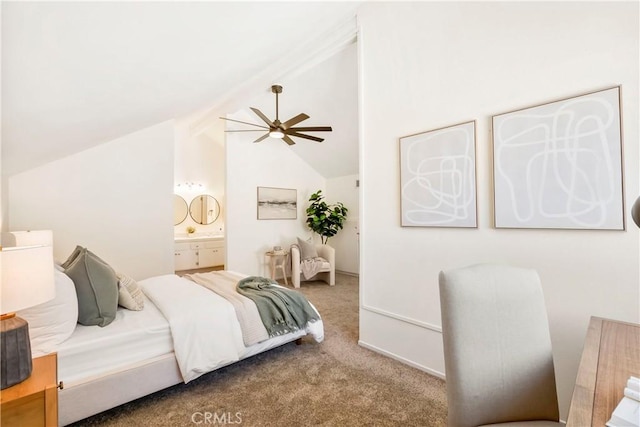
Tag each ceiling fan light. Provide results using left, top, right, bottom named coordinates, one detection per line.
left=269, top=130, right=284, bottom=139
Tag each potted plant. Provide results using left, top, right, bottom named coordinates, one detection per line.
left=305, top=190, right=348, bottom=244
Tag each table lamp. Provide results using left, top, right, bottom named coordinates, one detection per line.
left=1, top=230, right=55, bottom=389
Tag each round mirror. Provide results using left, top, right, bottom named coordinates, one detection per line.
left=174, top=195, right=188, bottom=225
left=189, top=194, right=221, bottom=225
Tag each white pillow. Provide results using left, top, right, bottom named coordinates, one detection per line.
left=117, top=273, right=145, bottom=311
left=18, top=269, right=79, bottom=357
left=297, top=237, right=318, bottom=260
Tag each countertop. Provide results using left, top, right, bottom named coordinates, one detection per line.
left=174, top=233, right=224, bottom=243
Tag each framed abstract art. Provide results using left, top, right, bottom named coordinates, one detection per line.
left=492, top=86, right=624, bottom=230
left=400, top=120, right=477, bottom=228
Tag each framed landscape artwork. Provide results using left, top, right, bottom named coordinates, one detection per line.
left=492, top=86, right=624, bottom=230
left=400, top=120, right=477, bottom=228
left=257, top=187, right=297, bottom=220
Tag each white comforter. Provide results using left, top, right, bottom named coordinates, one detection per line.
left=140, top=274, right=323, bottom=383
left=140, top=274, right=245, bottom=382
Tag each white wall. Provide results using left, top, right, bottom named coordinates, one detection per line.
left=326, top=174, right=359, bottom=274
left=225, top=111, right=325, bottom=277
left=1, top=31, right=5, bottom=232
left=8, top=121, right=175, bottom=280
left=0, top=1, right=4, bottom=232
left=1, top=132, right=5, bottom=233
left=357, top=1, right=639, bottom=420
left=174, top=118, right=226, bottom=235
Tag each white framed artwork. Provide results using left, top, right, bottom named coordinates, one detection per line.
left=400, top=120, right=477, bottom=228
left=492, top=86, right=624, bottom=230
left=257, top=186, right=297, bottom=220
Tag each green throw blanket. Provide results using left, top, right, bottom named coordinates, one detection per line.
left=236, top=276, right=320, bottom=337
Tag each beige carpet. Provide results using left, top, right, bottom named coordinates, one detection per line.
left=71, top=274, right=447, bottom=426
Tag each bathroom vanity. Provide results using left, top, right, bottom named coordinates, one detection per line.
left=174, top=235, right=225, bottom=271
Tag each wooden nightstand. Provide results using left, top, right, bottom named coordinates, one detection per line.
left=1, top=352, right=58, bottom=427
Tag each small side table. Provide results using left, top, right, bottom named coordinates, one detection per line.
left=266, top=250, right=289, bottom=286
left=1, top=352, right=59, bottom=427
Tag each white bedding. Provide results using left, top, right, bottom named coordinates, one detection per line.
left=186, top=271, right=270, bottom=346
left=196, top=270, right=325, bottom=352
left=141, top=273, right=324, bottom=383
left=57, top=292, right=173, bottom=386
left=186, top=270, right=325, bottom=347
left=58, top=273, right=324, bottom=389
left=140, top=274, right=246, bottom=383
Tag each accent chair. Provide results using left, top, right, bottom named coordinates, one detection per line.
left=290, top=244, right=335, bottom=288
left=439, top=264, right=562, bottom=427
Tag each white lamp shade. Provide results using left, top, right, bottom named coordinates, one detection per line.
left=1, top=232, right=55, bottom=314
left=2, top=230, right=54, bottom=247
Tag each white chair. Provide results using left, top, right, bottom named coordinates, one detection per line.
left=439, top=264, right=561, bottom=427
left=290, top=244, right=335, bottom=288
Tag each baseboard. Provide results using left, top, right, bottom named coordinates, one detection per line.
left=358, top=340, right=445, bottom=380
left=336, top=270, right=359, bottom=277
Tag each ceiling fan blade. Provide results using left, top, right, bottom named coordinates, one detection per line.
left=253, top=133, right=270, bottom=143
left=288, top=132, right=324, bottom=143
left=219, top=117, right=269, bottom=129
left=281, top=113, right=309, bottom=129
left=282, top=135, right=296, bottom=146
left=250, top=107, right=274, bottom=127
left=225, top=129, right=266, bottom=132
left=287, top=126, right=332, bottom=132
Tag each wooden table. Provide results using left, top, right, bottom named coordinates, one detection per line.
left=1, top=352, right=59, bottom=427
left=567, top=317, right=640, bottom=426
left=265, top=250, right=289, bottom=286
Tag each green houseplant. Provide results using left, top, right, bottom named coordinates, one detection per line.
left=305, top=190, right=348, bottom=244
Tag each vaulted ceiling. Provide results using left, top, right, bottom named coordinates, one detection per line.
left=217, top=42, right=358, bottom=178
left=2, top=1, right=361, bottom=177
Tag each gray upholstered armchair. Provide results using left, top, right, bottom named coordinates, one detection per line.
left=439, top=264, right=561, bottom=427
left=290, top=244, right=335, bottom=289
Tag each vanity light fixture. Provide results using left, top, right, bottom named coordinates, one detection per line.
left=175, top=182, right=204, bottom=191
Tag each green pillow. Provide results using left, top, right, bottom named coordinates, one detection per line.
left=65, top=248, right=119, bottom=327
left=60, top=245, right=84, bottom=270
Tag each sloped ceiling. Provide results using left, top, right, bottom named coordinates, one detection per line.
left=218, top=42, right=358, bottom=178
left=1, top=1, right=360, bottom=176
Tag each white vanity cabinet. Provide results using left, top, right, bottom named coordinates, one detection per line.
left=174, top=244, right=198, bottom=271
left=174, top=237, right=225, bottom=271
left=192, top=240, right=224, bottom=267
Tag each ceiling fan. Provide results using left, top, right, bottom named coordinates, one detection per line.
left=220, top=85, right=332, bottom=145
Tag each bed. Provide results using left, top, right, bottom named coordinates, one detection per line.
left=19, top=267, right=324, bottom=426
